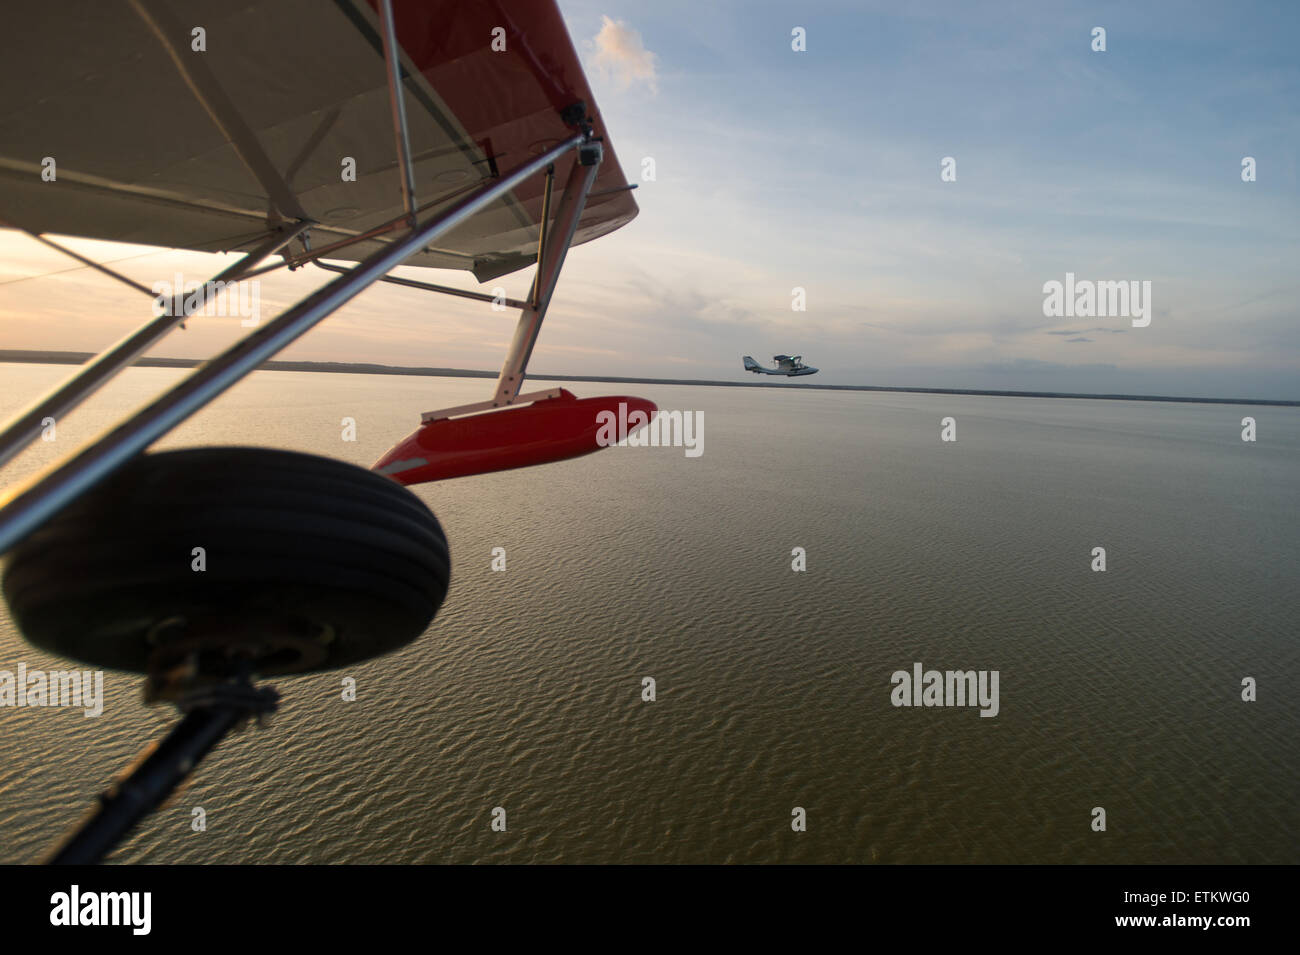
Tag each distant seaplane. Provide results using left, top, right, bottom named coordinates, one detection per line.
left=743, top=355, right=819, bottom=377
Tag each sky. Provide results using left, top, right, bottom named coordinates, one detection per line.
left=0, top=0, right=1297, bottom=399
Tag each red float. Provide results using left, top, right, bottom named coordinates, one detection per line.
left=373, top=389, right=657, bottom=485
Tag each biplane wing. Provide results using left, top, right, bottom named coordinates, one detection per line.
left=0, top=0, right=637, bottom=281
left=0, top=0, right=655, bottom=500
left=0, top=0, right=660, bottom=864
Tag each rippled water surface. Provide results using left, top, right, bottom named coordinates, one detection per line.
left=1, top=364, right=1296, bottom=863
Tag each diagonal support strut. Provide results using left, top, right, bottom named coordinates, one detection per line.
left=490, top=143, right=601, bottom=408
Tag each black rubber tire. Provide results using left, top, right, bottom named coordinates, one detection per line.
left=1, top=447, right=450, bottom=676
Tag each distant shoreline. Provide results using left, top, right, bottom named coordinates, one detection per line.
left=2, top=349, right=1295, bottom=407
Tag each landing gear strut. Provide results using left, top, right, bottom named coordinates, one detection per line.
left=46, top=667, right=279, bottom=865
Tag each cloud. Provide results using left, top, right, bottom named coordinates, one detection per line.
left=1065, top=337, right=1093, bottom=343
left=1046, top=327, right=1127, bottom=335
left=592, top=16, right=657, bottom=94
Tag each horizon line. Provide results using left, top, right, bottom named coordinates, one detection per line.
left=2, top=350, right=1296, bottom=408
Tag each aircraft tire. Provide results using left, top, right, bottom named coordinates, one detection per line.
left=1, top=446, right=451, bottom=677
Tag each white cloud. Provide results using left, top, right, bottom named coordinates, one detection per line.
left=592, top=15, right=657, bottom=94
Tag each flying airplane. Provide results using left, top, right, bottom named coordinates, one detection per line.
left=0, top=0, right=653, bottom=863
left=743, top=355, right=819, bottom=377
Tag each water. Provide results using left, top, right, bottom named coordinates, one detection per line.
left=0, top=363, right=1296, bottom=863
